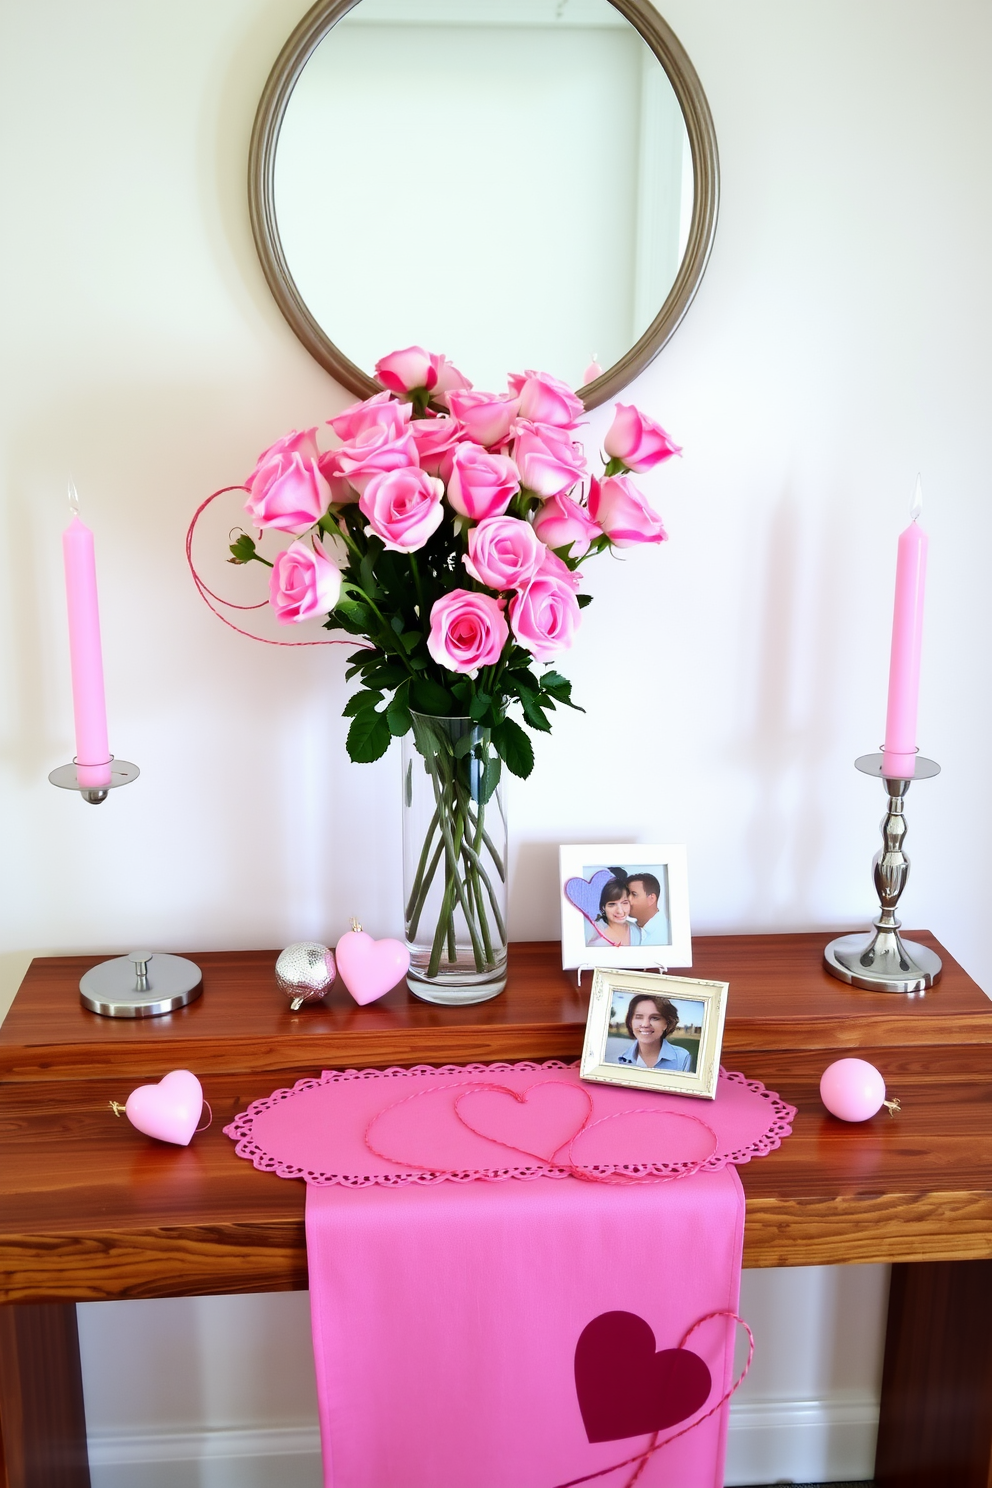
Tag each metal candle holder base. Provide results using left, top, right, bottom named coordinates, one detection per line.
left=824, top=752, right=942, bottom=994
left=79, top=951, right=203, bottom=1018
left=49, top=757, right=140, bottom=805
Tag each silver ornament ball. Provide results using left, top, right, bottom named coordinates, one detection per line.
left=275, top=941, right=336, bottom=1010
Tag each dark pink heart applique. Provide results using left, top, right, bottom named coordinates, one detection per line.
left=574, top=1311, right=711, bottom=1443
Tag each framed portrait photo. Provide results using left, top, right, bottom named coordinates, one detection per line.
left=558, top=844, right=691, bottom=972
left=580, top=969, right=729, bottom=1100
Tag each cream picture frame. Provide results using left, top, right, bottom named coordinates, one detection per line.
left=580, top=968, right=729, bottom=1100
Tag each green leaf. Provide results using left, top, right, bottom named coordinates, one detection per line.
left=346, top=708, right=391, bottom=763
left=336, top=599, right=372, bottom=629
left=479, top=753, right=501, bottom=805
left=411, top=676, right=456, bottom=715
left=360, top=544, right=383, bottom=602
left=453, top=732, right=476, bottom=758
left=398, top=631, right=422, bottom=653
left=576, top=593, right=594, bottom=609
left=469, top=691, right=491, bottom=721
left=386, top=701, right=412, bottom=737
left=541, top=671, right=570, bottom=695
left=519, top=693, right=553, bottom=732
left=492, top=716, right=534, bottom=778
left=450, top=681, right=472, bottom=706
left=342, top=690, right=383, bottom=718
left=228, top=533, right=258, bottom=565
left=364, top=663, right=409, bottom=690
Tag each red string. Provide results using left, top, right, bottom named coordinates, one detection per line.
left=363, top=1079, right=719, bottom=1187
left=551, top=1311, right=755, bottom=1488
left=185, top=485, right=365, bottom=649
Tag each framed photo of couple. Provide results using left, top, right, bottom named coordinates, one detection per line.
left=558, top=844, right=691, bottom=972
left=580, top=968, right=729, bottom=1100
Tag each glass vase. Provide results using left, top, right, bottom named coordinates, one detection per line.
left=402, top=712, right=508, bottom=1004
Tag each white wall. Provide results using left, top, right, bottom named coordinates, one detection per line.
left=3, top=1, right=991, bottom=1483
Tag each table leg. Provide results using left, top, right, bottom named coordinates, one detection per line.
left=875, top=1259, right=992, bottom=1488
left=0, top=1304, right=90, bottom=1488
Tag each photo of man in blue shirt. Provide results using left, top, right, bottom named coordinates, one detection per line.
left=626, top=873, right=670, bottom=948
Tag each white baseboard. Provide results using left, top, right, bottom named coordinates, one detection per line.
left=725, top=1395, right=879, bottom=1485
left=87, top=1396, right=879, bottom=1488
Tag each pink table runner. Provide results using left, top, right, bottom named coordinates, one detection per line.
left=226, top=1064, right=794, bottom=1488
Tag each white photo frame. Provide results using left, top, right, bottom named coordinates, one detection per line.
left=580, top=969, right=729, bottom=1101
left=558, top=844, right=691, bottom=972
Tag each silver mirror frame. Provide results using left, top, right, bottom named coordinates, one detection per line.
left=248, top=0, right=719, bottom=409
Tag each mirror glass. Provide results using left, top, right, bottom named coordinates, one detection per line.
left=272, top=0, right=694, bottom=392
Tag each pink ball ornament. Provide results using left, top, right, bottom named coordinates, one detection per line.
left=819, top=1058, right=889, bottom=1122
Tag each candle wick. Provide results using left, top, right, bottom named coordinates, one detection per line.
left=910, top=473, right=923, bottom=522
left=68, top=480, right=80, bottom=516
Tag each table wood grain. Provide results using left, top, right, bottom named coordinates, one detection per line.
left=3, top=932, right=989, bottom=1084
left=1, top=934, right=990, bottom=1303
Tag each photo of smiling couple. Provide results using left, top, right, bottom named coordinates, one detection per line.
left=585, top=865, right=671, bottom=949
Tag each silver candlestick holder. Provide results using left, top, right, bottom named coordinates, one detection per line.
left=49, top=756, right=140, bottom=805
left=49, top=753, right=201, bottom=1015
left=824, top=752, right=942, bottom=993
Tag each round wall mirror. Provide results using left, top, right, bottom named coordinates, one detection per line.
left=249, top=0, right=718, bottom=408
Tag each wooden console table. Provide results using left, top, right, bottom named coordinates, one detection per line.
left=2, top=932, right=991, bottom=1487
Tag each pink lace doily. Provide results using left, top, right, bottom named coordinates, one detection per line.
left=224, top=1062, right=795, bottom=1187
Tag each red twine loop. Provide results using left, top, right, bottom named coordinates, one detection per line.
left=364, top=1078, right=719, bottom=1186
left=185, top=485, right=366, bottom=649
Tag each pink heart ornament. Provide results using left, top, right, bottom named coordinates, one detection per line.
left=125, top=1069, right=204, bottom=1146
left=335, top=929, right=409, bottom=1005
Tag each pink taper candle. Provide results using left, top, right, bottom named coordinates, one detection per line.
left=63, top=487, right=112, bottom=789
left=582, top=355, right=603, bottom=386
left=882, top=477, right=928, bottom=779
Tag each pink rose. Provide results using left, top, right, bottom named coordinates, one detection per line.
left=316, top=448, right=360, bottom=505
left=531, top=490, right=601, bottom=556
left=509, top=574, right=581, bottom=661
left=427, top=589, right=508, bottom=674
left=269, top=540, right=342, bottom=623
left=245, top=428, right=332, bottom=534
left=446, top=389, right=520, bottom=448
left=603, top=403, right=682, bottom=472
left=375, top=346, right=441, bottom=394
left=537, top=544, right=582, bottom=592
left=334, top=424, right=419, bottom=496
left=512, top=421, right=587, bottom=498
left=328, top=391, right=411, bottom=442
left=589, top=475, right=669, bottom=547
left=508, top=370, right=584, bottom=428
left=359, top=467, right=444, bottom=552
left=409, top=413, right=462, bottom=476
left=462, top=515, right=545, bottom=592
left=446, top=443, right=520, bottom=520
left=431, top=355, right=473, bottom=405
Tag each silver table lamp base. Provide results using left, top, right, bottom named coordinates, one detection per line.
left=824, top=753, right=942, bottom=994
left=79, top=952, right=202, bottom=1017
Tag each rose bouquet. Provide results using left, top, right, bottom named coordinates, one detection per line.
left=225, top=345, right=679, bottom=996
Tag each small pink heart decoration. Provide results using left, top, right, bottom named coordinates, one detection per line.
left=335, top=928, right=409, bottom=1006
left=125, top=1069, right=204, bottom=1146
